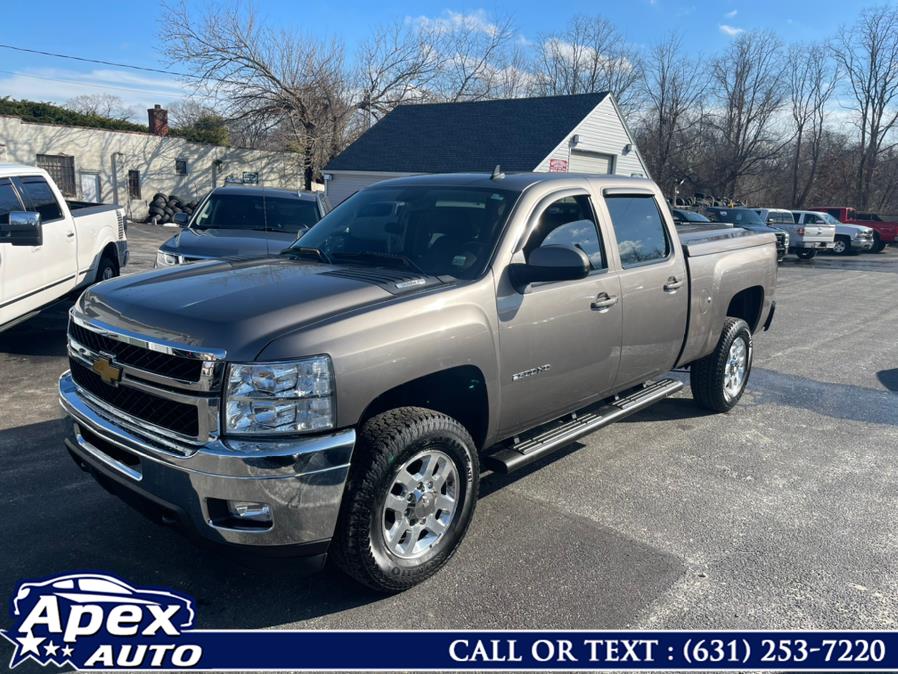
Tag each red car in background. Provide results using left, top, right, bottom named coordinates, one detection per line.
left=812, top=207, right=898, bottom=252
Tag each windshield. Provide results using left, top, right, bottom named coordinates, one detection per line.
left=673, top=209, right=710, bottom=223
left=705, top=208, right=765, bottom=226
left=292, top=186, right=518, bottom=280
left=822, top=213, right=841, bottom=225
left=192, top=193, right=320, bottom=233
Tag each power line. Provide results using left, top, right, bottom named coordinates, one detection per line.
left=0, top=69, right=188, bottom=98
left=0, top=43, right=199, bottom=80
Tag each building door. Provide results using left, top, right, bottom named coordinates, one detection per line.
left=569, top=150, right=615, bottom=174
left=80, top=173, right=101, bottom=203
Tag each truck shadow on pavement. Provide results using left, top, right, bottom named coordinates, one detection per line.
left=1, top=417, right=684, bottom=637
left=0, top=419, right=386, bottom=632
left=0, top=298, right=73, bottom=357
left=876, top=368, right=898, bottom=392
left=747, top=367, right=898, bottom=427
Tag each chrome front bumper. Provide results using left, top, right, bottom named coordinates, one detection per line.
left=852, top=238, right=875, bottom=251
left=59, top=372, right=354, bottom=552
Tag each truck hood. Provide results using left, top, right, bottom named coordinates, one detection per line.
left=836, top=223, right=872, bottom=236
left=78, top=258, right=402, bottom=361
left=160, top=227, right=299, bottom=260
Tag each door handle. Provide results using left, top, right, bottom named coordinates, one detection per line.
left=591, top=293, right=619, bottom=312
left=66, top=231, right=75, bottom=238
left=663, top=276, right=684, bottom=292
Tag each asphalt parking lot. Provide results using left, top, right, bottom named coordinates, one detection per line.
left=2, top=225, right=897, bottom=655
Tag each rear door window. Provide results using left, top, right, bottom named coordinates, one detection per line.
left=772, top=212, right=794, bottom=224
left=605, top=194, right=671, bottom=267
left=0, top=178, right=24, bottom=225
left=15, top=176, right=64, bottom=223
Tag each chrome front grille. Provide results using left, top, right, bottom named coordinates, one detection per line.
left=66, top=312, right=226, bottom=451
left=69, top=321, right=204, bottom=382
left=116, top=212, right=125, bottom=239
left=69, top=359, right=200, bottom=437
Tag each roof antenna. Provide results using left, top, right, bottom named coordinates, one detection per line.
left=491, top=164, right=505, bottom=180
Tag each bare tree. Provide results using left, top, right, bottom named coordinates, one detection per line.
left=637, top=34, right=706, bottom=194
left=706, top=32, right=786, bottom=196
left=64, top=94, right=135, bottom=121
left=531, top=16, right=643, bottom=113
left=167, top=99, right=218, bottom=127
left=786, top=43, right=838, bottom=207
left=354, top=21, right=442, bottom=124
left=162, top=1, right=350, bottom=189
left=430, top=16, right=517, bottom=102
left=833, top=5, right=898, bottom=209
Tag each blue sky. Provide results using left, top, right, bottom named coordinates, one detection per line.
left=0, top=0, right=873, bottom=119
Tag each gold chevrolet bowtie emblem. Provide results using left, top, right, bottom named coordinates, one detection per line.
left=92, top=356, right=123, bottom=386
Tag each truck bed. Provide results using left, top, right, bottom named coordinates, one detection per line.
left=676, top=225, right=778, bottom=368
left=677, top=225, right=775, bottom=257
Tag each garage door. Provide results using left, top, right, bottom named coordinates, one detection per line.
left=569, top=150, right=614, bottom=175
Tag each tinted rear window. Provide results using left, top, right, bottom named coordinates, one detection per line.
left=606, top=195, right=670, bottom=267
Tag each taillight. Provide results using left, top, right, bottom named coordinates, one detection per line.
left=797, top=227, right=805, bottom=235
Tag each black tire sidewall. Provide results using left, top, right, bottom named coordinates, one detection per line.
left=691, top=317, right=753, bottom=413
left=335, top=408, right=479, bottom=591
left=722, top=327, right=753, bottom=407
left=368, top=433, right=477, bottom=579
left=96, top=255, right=117, bottom=282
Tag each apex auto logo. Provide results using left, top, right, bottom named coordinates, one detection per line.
left=1, top=573, right=200, bottom=669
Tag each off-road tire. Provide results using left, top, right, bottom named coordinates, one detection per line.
left=332, top=407, right=479, bottom=593
left=690, top=317, right=753, bottom=413
left=871, top=234, right=886, bottom=253
left=95, top=253, right=118, bottom=283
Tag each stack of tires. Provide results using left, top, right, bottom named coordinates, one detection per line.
left=146, top=193, right=198, bottom=225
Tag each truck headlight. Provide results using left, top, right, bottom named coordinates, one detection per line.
left=155, top=250, right=179, bottom=267
left=225, top=357, right=335, bottom=434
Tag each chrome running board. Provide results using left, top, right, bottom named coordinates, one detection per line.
left=484, top=378, right=684, bottom=474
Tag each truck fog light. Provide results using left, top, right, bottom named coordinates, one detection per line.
left=227, top=500, right=272, bottom=523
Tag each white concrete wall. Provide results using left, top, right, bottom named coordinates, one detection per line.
left=533, top=96, right=648, bottom=178
left=0, top=115, right=303, bottom=220
left=325, top=170, right=418, bottom=205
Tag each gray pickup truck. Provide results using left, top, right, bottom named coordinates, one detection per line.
left=59, top=172, right=777, bottom=592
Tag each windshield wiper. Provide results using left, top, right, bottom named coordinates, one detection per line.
left=280, top=246, right=332, bottom=264
left=331, top=251, right=426, bottom=275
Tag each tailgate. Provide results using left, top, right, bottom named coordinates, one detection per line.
left=798, top=224, right=835, bottom=243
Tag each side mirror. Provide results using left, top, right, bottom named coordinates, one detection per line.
left=0, top=211, right=43, bottom=246
left=172, top=212, right=190, bottom=227
left=508, top=245, right=590, bottom=291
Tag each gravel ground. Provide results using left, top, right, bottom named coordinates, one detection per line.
left=1, top=225, right=897, bottom=666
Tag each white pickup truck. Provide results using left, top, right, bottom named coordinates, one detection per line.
left=0, top=164, right=128, bottom=331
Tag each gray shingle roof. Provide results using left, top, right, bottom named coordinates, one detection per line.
left=325, top=92, right=609, bottom=174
